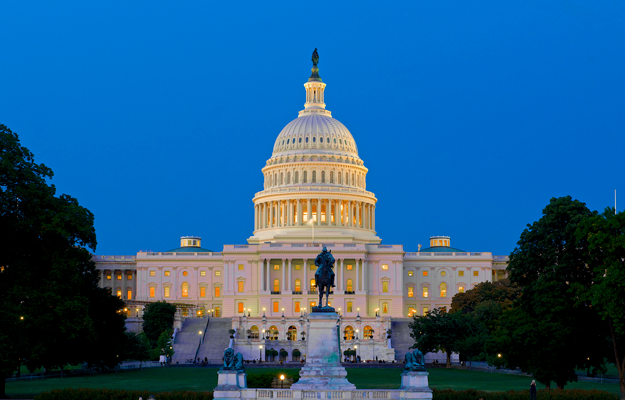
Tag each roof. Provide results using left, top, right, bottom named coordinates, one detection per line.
left=166, top=246, right=213, bottom=253
left=419, top=246, right=465, bottom=253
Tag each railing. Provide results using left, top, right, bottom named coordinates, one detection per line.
left=249, top=390, right=396, bottom=399
left=404, top=251, right=491, bottom=257
left=270, top=244, right=283, bottom=247
left=292, top=291, right=302, bottom=295
left=140, top=252, right=222, bottom=257
left=308, top=289, right=317, bottom=294
left=234, top=245, right=249, bottom=248
left=92, top=255, right=135, bottom=262
left=344, top=291, right=355, bottom=294
left=194, top=317, right=210, bottom=363
left=271, top=291, right=281, bottom=294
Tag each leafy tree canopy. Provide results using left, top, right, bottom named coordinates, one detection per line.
left=410, top=308, right=466, bottom=368
left=142, top=301, right=177, bottom=348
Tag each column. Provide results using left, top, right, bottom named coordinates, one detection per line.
left=356, top=261, right=361, bottom=291
left=158, top=266, right=163, bottom=300
left=267, top=259, right=271, bottom=292
left=303, top=258, right=308, bottom=292
left=348, top=200, right=352, bottom=227
left=254, top=205, right=258, bottom=230
left=297, top=199, right=302, bottom=226
left=281, top=259, right=286, bottom=293
left=372, top=206, right=376, bottom=231
left=121, top=269, right=126, bottom=299
left=316, top=198, right=321, bottom=225
left=288, top=200, right=292, bottom=226
left=269, top=202, right=273, bottom=228
left=361, top=260, right=366, bottom=292
left=335, top=200, right=339, bottom=226
left=287, top=259, right=292, bottom=291
left=340, top=259, right=345, bottom=291
left=396, top=261, right=400, bottom=292
left=223, top=262, right=228, bottom=294
left=173, top=266, right=178, bottom=299
left=307, top=198, right=311, bottom=223
left=358, top=202, right=362, bottom=228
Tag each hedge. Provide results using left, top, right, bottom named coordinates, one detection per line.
left=35, top=388, right=214, bottom=400
left=247, top=372, right=300, bottom=388
left=432, top=389, right=618, bottom=400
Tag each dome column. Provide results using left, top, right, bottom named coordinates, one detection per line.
left=335, top=200, right=339, bottom=226
left=316, top=198, right=321, bottom=225
left=372, top=205, right=376, bottom=231
left=307, top=199, right=311, bottom=224
left=269, top=201, right=274, bottom=228
left=254, top=205, right=258, bottom=230
left=297, top=199, right=302, bottom=226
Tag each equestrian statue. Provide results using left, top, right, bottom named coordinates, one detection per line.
left=313, top=246, right=335, bottom=311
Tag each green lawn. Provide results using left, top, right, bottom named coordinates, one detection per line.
left=6, top=367, right=621, bottom=399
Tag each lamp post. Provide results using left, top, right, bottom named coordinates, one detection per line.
left=354, top=345, right=358, bottom=363
left=248, top=308, right=251, bottom=317
left=259, top=345, right=263, bottom=363
left=356, top=329, right=359, bottom=340
left=280, top=374, right=285, bottom=388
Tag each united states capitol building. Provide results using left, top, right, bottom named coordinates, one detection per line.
left=94, top=55, right=509, bottom=362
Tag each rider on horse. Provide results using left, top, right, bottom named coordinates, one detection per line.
left=315, top=247, right=336, bottom=288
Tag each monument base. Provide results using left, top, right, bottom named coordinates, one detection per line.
left=400, top=371, right=432, bottom=398
left=214, top=370, right=247, bottom=400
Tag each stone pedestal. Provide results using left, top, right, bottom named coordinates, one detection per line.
left=399, top=371, right=432, bottom=399
left=291, top=312, right=356, bottom=390
left=214, top=370, right=247, bottom=400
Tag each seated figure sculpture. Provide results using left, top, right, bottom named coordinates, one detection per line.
left=221, top=348, right=245, bottom=371
left=404, top=348, right=426, bottom=371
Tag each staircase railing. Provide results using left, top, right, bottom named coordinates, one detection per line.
left=194, top=317, right=210, bottom=362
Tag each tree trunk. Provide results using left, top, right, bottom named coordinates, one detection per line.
left=1, top=375, right=7, bottom=399
left=608, top=319, right=625, bottom=400
left=446, top=350, right=451, bottom=368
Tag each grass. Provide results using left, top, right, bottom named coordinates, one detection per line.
left=6, top=366, right=621, bottom=399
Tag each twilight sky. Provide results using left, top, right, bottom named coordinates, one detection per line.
left=1, top=1, right=623, bottom=256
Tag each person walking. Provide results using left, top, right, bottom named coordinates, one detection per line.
left=530, top=380, right=537, bottom=400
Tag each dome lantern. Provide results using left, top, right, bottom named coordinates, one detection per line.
left=300, top=48, right=331, bottom=118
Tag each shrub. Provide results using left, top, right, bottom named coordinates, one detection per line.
left=35, top=388, right=214, bottom=400
left=247, top=372, right=299, bottom=388
left=432, top=389, right=618, bottom=400
left=293, top=349, right=301, bottom=357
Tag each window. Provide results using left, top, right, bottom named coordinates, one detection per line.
left=458, top=271, right=464, bottom=277
left=320, top=137, right=323, bottom=143
left=408, top=287, right=414, bottom=298
left=250, top=325, right=259, bottom=339
left=288, top=326, right=298, bottom=340
left=164, top=287, right=170, bottom=298
left=149, top=287, right=155, bottom=297
left=238, top=264, right=244, bottom=270
left=294, top=301, right=300, bottom=312
left=440, top=282, right=447, bottom=298
left=117, top=290, right=122, bottom=298
left=313, top=137, right=316, bottom=143
left=473, top=271, right=479, bottom=276
left=273, top=301, right=279, bottom=312
left=382, top=281, right=389, bottom=293
left=423, top=306, right=429, bottom=315
left=344, top=326, right=354, bottom=340
left=310, top=264, right=316, bottom=270
left=201, top=271, right=206, bottom=276
left=422, top=287, right=429, bottom=298
left=274, top=264, right=280, bottom=270
left=423, top=271, right=428, bottom=276
left=299, top=138, right=302, bottom=143
left=117, top=273, right=122, bottom=280
left=181, top=282, right=189, bottom=297
left=346, top=264, right=353, bottom=270
left=382, top=302, right=388, bottom=314
left=347, top=279, right=353, bottom=292
left=183, top=271, right=188, bottom=276
left=408, top=271, right=414, bottom=277
left=310, top=279, right=316, bottom=289
left=215, top=286, right=220, bottom=297
left=238, top=302, right=244, bottom=313
left=310, top=301, right=316, bottom=309
left=382, top=264, right=388, bottom=270
left=458, top=286, right=464, bottom=293
left=107, top=274, right=112, bottom=280
left=200, top=287, right=206, bottom=297
left=164, top=271, right=170, bottom=276
left=364, top=325, right=373, bottom=338
left=127, top=290, right=132, bottom=300
left=441, top=271, right=446, bottom=276
left=127, top=274, right=133, bottom=280
left=295, top=279, right=301, bottom=292
left=268, top=325, right=278, bottom=340
left=215, top=307, right=220, bottom=317
left=215, top=270, right=221, bottom=276
left=408, top=307, right=416, bottom=317
left=347, top=301, right=353, bottom=312
left=295, top=264, right=301, bottom=270
left=238, top=281, right=244, bottom=292
left=273, top=279, right=280, bottom=292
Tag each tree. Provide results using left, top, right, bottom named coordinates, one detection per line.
left=409, top=308, right=465, bottom=368
left=576, top=208, right=625, bottom=399
left=152, top=330, right=175, bottom=362
left=142, top=301, right=177, bottom=348
left=0, top=124, right=126, bottom=397
left=502, top=196, right=605, bottom=389
left=126, top=332, right=152, bottom=369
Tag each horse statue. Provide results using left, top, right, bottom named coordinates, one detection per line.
left=314, top=247, right=335, bottom=310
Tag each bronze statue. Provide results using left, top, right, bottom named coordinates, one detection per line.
left=312, top=48, right=319, bottom=65
left=313, top=247, right=335, bottom=310
left=221, top=347, right=245, bottom=371
left=404, top=349, right=426, bottom=372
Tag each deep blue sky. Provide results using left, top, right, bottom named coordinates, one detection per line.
left=2, top=1, right=623, bottom=256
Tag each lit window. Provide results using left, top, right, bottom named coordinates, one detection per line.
left=346, top=264, right=353, bottom=270
left=310, top=279, right=316, bottom=289
left=347, top=279, right=353, bottom=292
left=183, top=271, right=188, bottom=276
left=364, top=325, right=373, bottom=338
left=149, top=287, right=155, bottom=297
left=382, top=281, right=389, bottom=293
left=127, top=289, right=132, bottom=299
left=310, top=264, right=316, bottom=270
left=408, top=287, right=414, bottom=298
left=238, top=281, right=244, bottom=292
left=273, top=301, right=279, bottom=312
left=238, top=302, right=244, bottom=313
left=382, top=264, right=388, bottom=270
left=408, top=308, right=416, bottom=317
left=295, top=301, right=300, bottom=312
left=310, top=301, right=316, bottom=309
left=458, top=286, right=464, bottom=293
left=164, top=287, right=170, bottom=298
left=440, top=282, right=447, bottom=298
left=106, top=275, right=112, bottom=280
left=274, top=265, right=280, bottom=270
left=238, top=264, right=244, bottom=270
left=164, top=271, right=170, bottom=276
left=149, top=271, right=155, bottom=276
left=458, top=271, right=464, bottom=277
left=215, top=286, right=220, bottom=297
left=200, top=287, right=206, bottom=297
left=295, top=264, right=301, bottom=270
left=201, top=271, right=206, bottom=276
left=408, top=271, right=414, bottom=277
left=347, top=301, right=353, bottom=313
left=423, top=271, right=428, bottom=276
left=295, top=279, right=301, bottom=292
left=382, top=302, right=388, bottom=314
left=422, top=287, right=429, bottom=298
left=441, top=271, right=446, bottom=276
left=127, top=274, right=133, bottom=280
left=117, top=290, right=122, bottom=298
left=117, top=274, right=122, bottom=280
left=473, top=271, right=479, bottom=276
left=215, top=307, right=220, bottom=317
left=181, top=282, right=189, bottom=297
left=215, top=271, right=221, bottom=276
left=273, top=279, right=280, bottom=292
left=344, top=326, right=354, bottom=340
left=423, top=306, right=429, bottom=315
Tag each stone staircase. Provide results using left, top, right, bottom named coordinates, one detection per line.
left=197, top=318, right=232, bottom=362
left=172, top=317, right=209, bottom=363
left=390, top=318, right=415, bottom=360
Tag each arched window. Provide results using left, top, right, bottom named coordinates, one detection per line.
left=346, top=173, right=349, bottom=186
left=280, top=173, right=284, bottom=185
left=310, top=279, right=316, bottom=290
left=312, top=170, right=316, bottom=183
left=287, top=172, right=291, bottom=184
left=288, top=326, right=297, bottom=341
left=294, top=171, right=299, bottom=183
left=364, top=325, right=373, bottom=339
left=306, top=137, right=309, bottom=143
left=303, top=171, right=307, bottom=183
left=274, top=173, right=278, bottom=186
left=273, top=279, right=280, bottom=293
left=338, top=172, right=342, bottom=184
left=440, top=282, right=447, bottom=298
left=250, top=325, right=259, bottom=339
left=330, top=171, right=334, bottom=183
left=344, top=326, right=354, bottom=340
left=313, top=137, right=316, bottom=143
left=295, top=279, right=301, bottom=292
left=320, top=137, right=323, bottom=143
left=181, top=282, right=189, bottom=297
left=351, top=173, right=355, bottom=186
left=346, top=279, right=353, bottom=292
left=268, top=326, right=279, bottom=340
left=321, top=171, right=325, bottom=183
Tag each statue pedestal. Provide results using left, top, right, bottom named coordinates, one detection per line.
left=291, top=312, right=356, bottom=390
left=400, top=371, right=432, bottom=399
left=214, top=370, right=247, bottom=400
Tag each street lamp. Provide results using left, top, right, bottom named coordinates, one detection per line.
left=356, top=329, right=359, bottom=340
left=248, top=308, right=251, bottom=317
left=280, top=374, right=285, bottom=388
left=259, top=345, right=263, bottom=362
left=354, top=345, right=358, bottom=362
